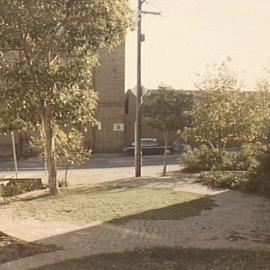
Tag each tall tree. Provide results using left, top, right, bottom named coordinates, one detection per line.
left=184, top=60, right=244, bottom=153
left=142, top=85, right=193, bottom=176
left=185, top=60, right=270, bottom=152
left=0, top=0, right=133, bottom=194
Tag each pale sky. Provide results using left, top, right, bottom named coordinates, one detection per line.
left=125, top=0, right=270, bottom=90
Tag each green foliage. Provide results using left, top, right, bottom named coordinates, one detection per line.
left=236, top=143, right=267, bottom=171
left=0, top=0, right=133, bottom=132
left=32, top=128, right=89, bottom=168
left=1, top=179, right=44, bottom=197
left=142, top=85, right=193, bottom=133
left=142, top=85, right=193, bottom=175
left=197, top=144, right=270, bottom=196
left=181, top=145, right=235, bottom=172
left=55, top=129, right=90, bottom=168
left=184, top=60, right=270, bottom=150
left=199, top=172, right=248, bottom=190
left=0, top=0, right=133, bottom=193
left=248, top=148, right=270, bottom=196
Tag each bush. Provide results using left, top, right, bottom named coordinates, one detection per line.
left=0, top=179, right=45, bottom=197
left=181, top=145, right=235, bottom=172
left=235, top=143, right=267, bottom=171
left=191, top=143, right=270, bottom=197
left=199, top=172, right=248, bottom=190
left=247, top=150, right=270, bottom=197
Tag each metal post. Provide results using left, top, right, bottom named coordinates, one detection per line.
left=135, top=0, right=142, bottom=177
left=11, top=131, right=18, bottom=179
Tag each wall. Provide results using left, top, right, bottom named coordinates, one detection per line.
left=86, top=43, right=126, bottom=153
left=0, top=44, right=127, bottom=156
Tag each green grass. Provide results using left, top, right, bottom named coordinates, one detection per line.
left=33, top=247, right=270, bottom=270
left=10, top=184, right=205, bottom=225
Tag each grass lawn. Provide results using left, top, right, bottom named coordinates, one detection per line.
left=33, top=247, right=270, bottom=270
left=10, top=184, right=206, bottom=225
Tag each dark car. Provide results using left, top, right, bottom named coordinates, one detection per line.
left=123, top=138, right=174, bottom=155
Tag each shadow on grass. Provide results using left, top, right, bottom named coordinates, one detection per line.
left=110, top=196, right=217, bottom=223
left=56, top=172, right=204, bottom=197
left=1, top=176, right=270, bottom=267
left=33, top=247, right=270, bottom=270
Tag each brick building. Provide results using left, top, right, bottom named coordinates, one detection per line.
left=0, top=44, right=127, bottom=157
left=85, top=44, right=126, bottom=153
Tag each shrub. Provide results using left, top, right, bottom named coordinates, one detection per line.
left=199, top=172, right=248, bottom=190
left=248, top=150, right=270, bottom=197
left=181, top=145, right=235, bottom=172
left=235, top=143, right=267, bottom=171
left=1, top=179, right=45, bottom=197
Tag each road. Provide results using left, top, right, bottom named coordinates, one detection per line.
left=0, top=154, right=181, bottom=185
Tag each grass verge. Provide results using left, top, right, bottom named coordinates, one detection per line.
left=10, top=185, right=205, bottom=225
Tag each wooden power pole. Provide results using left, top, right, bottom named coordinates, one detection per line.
left=135, top=0, right=161, bottom=177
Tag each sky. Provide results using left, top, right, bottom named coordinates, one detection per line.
left=125, top=0, right=270, bottom=90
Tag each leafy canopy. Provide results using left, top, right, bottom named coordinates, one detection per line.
left=185, top=60, right=270, bottom=149
left=142, top=85, right=193, bottom=133
left=0, top=0, right=133, bottom=132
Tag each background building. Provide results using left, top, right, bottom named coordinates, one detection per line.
left=85, top=44, right=126, bottom=153
left=0, top=44, right=127, bottom=158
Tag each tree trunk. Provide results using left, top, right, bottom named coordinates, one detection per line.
left=43, top=115, right=58, bottom=195
left=65, top=164, right=68, bottom=185
left=162, top=132, right=168, bottom=177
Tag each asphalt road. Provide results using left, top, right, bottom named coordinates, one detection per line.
left=0, top=154, right=181, bottom=171
left=0, top=154, right=182, bottom=185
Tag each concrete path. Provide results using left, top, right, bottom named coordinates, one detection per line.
left=0, top=173, right=270, bottom=270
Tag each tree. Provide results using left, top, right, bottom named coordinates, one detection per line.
left=0, top=0, right=133, bottom=194
left=185, top=60, right=270, bottom=154
left=56, top=130, right=90, bottom=185
left=142, top=85, right=193, bottom=176
left=254, top=69, right=270, bottom=142
left=185, top=61, right=245, bottom=153
left=33, top=128, right=90, bottom=186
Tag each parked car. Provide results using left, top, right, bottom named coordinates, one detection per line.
left=123, top=138, right=174, bottom=155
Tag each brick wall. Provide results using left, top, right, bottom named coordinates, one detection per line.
left=86, top=43, right=126, bottom=153
left=0, top=44, right=126, bottom=156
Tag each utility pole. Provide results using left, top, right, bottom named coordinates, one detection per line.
left=135, top=0, right=161, bottom=177
left=135, top=0, right=142, bottom=177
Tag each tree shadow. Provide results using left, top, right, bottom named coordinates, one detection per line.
left=1, top=182, right=270, bottom=267
left=109, top=196, right=217, bottom=223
